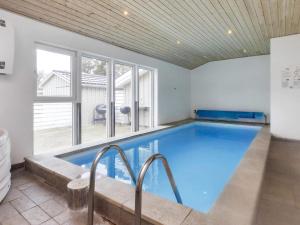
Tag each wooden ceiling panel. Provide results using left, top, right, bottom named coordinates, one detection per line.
left=0, top=0, right=299, bottom=69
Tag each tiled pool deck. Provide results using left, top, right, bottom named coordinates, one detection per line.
left=255, top=139, right=300, bottom=225
left=0, top=169, right=112, bottom=225
left=23, top=121, right=271, bottom=225
left=4, top=137, right=300, bottom=225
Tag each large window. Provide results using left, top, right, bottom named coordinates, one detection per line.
left=34, top=45, right=76, bottom=154
left=34, top=102, right=73, bottom=152
left=36, top=49, right=72, bottom=97
left=33, top=44, right=155, bottom=154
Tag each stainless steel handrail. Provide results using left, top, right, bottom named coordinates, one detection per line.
left=134, top=153, right=182, bottom=225
left=87, top=144, right=136, bottom=225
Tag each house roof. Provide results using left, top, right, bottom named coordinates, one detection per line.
left=39, top=70, right=107, bottom=88
left=40, top=69, right=147, bottom=88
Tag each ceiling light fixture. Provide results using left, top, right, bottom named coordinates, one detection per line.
left=123, top=10, right=128, bottom=16
left=227, top=29, right=232, bottom=34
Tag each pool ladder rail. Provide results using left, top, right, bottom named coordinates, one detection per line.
left=87, top=145, right=182, bottom=225
left=135, top=153, right=183, bottom=225
left=87, top=144, right=136, bottom=225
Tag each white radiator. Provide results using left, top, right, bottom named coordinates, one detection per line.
left=0, top=129, right=11, bottom=202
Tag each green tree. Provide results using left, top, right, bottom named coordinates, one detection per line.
left=82, top=57, right=106, bottom=75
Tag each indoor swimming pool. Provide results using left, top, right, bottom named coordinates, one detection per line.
left=62, top=122, right=261, bottom=213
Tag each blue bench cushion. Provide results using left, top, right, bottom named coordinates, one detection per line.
left=194, top=110, right=265, bottom=122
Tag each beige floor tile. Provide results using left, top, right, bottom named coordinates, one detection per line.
left=294, top=194, right=300, bottom=210
left=292, top=182, right=300, bottom=209
left=255, top=140, right=300, bottom=225
left=9, top=170, right=112, bottom=225
left=53, top=209, right=76, bottom=224
left=52, top=194, right=68, bottom=208
left=40, top=219, right=59, bottom=225
left=22, top=183, right=58, bottom=205
left=10, top=195, right=36, bottom=212
left=3, top=188, right=25, bottom=202
left=261, top=175, right=295, bottom=206
left=256, top=198, right=300, bottom=225
left=11, top=168, right=26, bottom=178
left=17, top=182, right=38, bottom=191
left=266, top=158, right=293, bottom=176
left=1, top=212, right=30, bottom=225
left=61, top=211, right=108, bottom=225
left=53, top=209, right=108, bottom=225
left=21, top=206, right=50, bottom=225
left=264, top=170, right=295, bottom=185
left=40, top=199, right=66, bottom=217
left=267, top=141, right=300, bottom=178
left=0, top=203, right=19, bottom=221
left=11, top=172, right=37, bottom=189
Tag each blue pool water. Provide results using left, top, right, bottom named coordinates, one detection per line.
left=62, top=122, right=261, bottom=213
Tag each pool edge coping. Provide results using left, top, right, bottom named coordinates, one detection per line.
left=25, top=121, right=271, bottom=225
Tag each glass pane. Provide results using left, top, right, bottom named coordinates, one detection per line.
left=138, top=68, right=152, bottom=130
left=114, top=63, right=133, bottom=137
left=34, top=102, right=72, bottom=154
left=81, top=56, right=109, bottom=143
left=36, top=49, right=72, bottom=97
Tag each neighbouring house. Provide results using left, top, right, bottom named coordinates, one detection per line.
left=34, top=70, right=151, bottom=131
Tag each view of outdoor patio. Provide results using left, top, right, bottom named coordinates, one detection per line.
left=33, top=49, right=152, bottom=154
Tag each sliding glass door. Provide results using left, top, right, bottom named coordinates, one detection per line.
left=138, top=68, right=154, bottom=130
left=80, top=55, right=110, bottom=144
left=34, top=43, right=155, bottom=154
left=112, top=62, right=134, bottom=137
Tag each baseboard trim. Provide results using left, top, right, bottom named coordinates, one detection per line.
left=11, top=162, right=25, bottom=171
left=272, top=136, right=300, bottom=143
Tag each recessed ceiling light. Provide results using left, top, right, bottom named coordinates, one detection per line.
left=227, top=29, right=232, bottom=34
left=123, top=10, right=128, bottom=16
left=176, top=40, right=181, bottom=44
left=243, top=49, right=247, bottom=53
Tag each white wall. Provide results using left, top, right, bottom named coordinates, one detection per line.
left=0, top=9, right=191, bottom=164
left=271, top=34, right=300, bottom=140
left=190, top=55, right=270, bottom=117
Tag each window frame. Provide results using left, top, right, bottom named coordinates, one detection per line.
left=34, top=43, right=78, bottom=151
left=34, top=43, right=77, bottom=102
left=79, top=53, right=112, bottom=141
left=137, top=66, right=155, bottom=128
left=112, top=60, right=136, bottom=134
left=33, top=42, right=157, bottom=154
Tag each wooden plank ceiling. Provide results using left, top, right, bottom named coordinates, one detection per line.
left=1, top=0, right=300, bottom=69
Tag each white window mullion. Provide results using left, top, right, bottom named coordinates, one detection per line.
left=133, top=65, right=139, bottom=132
left=33, top=42, right=157, bottom=154
left=72, top=51, right=80, bottom=145
left=109, top=59, right=115, bottom=137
